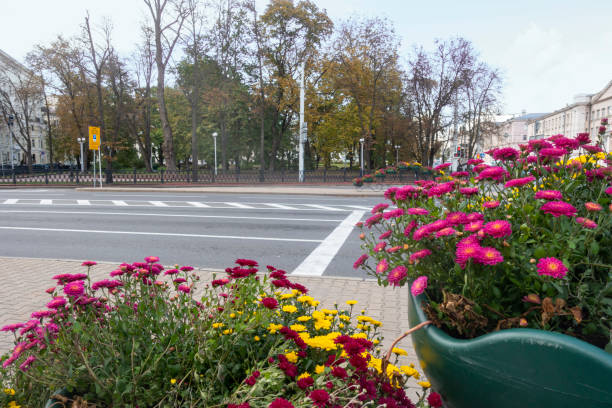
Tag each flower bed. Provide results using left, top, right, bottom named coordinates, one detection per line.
left=0, top=258, right=440, bottom=408
left=355, top=123, right=612, bottom=350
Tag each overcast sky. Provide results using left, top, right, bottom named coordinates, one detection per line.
left=2, top=0, right=611, bottom=115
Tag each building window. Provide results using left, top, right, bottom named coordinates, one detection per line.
left=523, top=135, right=527, bottom=141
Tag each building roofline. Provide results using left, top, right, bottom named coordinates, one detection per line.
left=0, top=49, right=28, bottom=73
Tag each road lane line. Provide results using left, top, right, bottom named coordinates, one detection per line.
left=0, top=209, right=343, bottom=222
left=345, top=205, right=371, bottom=210
left=265, top=203, right=298, bottom=210
left=292, top=210, right=364, bottom=276
left=3, top=199, right=18, bottom=204
left=302, top=204, right=344, bottom=212
left=0, top=226, right=323, bottom=243
left=150, top=201, right=168, bottom=207
left=112, top=200, right=128, bottom=206
left=77, top=200, right=91, bottom=206
left=187, top=201, right=210, bottom=208
left=225, top=202, right=254, bottom=209
left=40, top=200, right=52, bottom=205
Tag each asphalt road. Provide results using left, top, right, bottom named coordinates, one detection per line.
left=0, top=188, right=384, bottom=278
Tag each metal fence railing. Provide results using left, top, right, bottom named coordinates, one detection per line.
left=0, top=168, right=424, bottom=186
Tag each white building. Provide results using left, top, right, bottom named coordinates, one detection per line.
left=527, top=81, right=612, bottom=151
left=484, top=112, right=548, bottom=154
left=0, top=49, right=50, bottom=168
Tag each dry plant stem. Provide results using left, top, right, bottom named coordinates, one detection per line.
left=383, top=320, right=432, bottom=370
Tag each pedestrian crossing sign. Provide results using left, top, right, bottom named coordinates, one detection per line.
left=89, top=126, right=101, bottom=150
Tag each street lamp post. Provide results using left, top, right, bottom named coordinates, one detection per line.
left=77, top=137, right=85, bottom=172
left=359, top=138, right=364, bottom=177
left=395, top=144, right=401, bottom=166
left=212, top=132, right=218, bottom=176
left=8, top=115, right=14, bottom=170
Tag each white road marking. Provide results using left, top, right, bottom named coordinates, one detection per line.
left=265, top=203, right=297, bottom=210
left=0, top=209, right=343, bottom=222
left=187, top=201, right=209, bottom=208
left=150, top=201, right=168, bottom=207
left=77, top=200, right=91, bottom=206
left=344, top=205, right=371, bottom=210
left=40, top=200, right=52, bottom=205
left=112, top=200, right=128, bottom=206
left=3, top=199, right=18, bottom=204
left=0, top=226, right=322, bottom=243
left=225, top=202, right=254, bottom=209
left=302, top=204, right=344, bottom=212
left=292, top=210, right=365, bottom=276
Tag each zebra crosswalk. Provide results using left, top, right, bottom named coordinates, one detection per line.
left=0, top=198, right=372, bottom=212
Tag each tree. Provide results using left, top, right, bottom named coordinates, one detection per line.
left=143, top=0, right=188, bottom=171
left=330, top=16, right=401, bottom=170
left=260, top=0, right=333, bottom=170
left=407, top=37, right=475, bottom=166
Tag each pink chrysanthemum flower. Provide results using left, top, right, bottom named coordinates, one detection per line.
left=353, top=254, right=368, bottom=269
left=476, top=166, right=509, bottom=181
left=0, top=323, right=24, bottom=332
left=180, top=265, right=195, bottom=271
left=386, top=245, right=401, bottom=253
left=404, top=219, right=417, bottom=236
left=552, top=137, right=579, bottom=151
left=144, top=256, right=159, bottom=263
left=492, top=147, right=520, bottom=161
left=409, top=249, right=431, bottom=263
left=467, top=158, right=484, bottom=165
left=378, top=230, right=392, bottom=240
left=583, top=144, right=604, bottom=154
left=585, top=202, right=602, bottom=212
left=164, top=269, right=179, bottom=276
left=426, top=219, right=450, bottom=231
left=376, top=259, right=389, bottom=274
left=475, top=247, right=504, bottom=265
left=81, top=261, right=97, bottom=267
left=18, top=355, right=36, bottom=372
left=576, top=133, right=591, bottom=145
left=395, top=185, right=421, bottom=200
left=434, top=163, right=452, bottom=171
left=177, top=285, right=191, bottom=294
left=31, top=310, right=55, bottom=319
left=364, top=213, right=383, bottom=228
left=451, top=171, right=469, bottom=178
left=63, top=281, right=84, bottom=298
left=541, top=201, right=577, bottom=217
left=382, top=208, right=404, bottom=219
left=535, top=190, right=563, bottom=201
left=464, top=220, right=483, bottom=232
left=384, top=187, right=398, bottom=200
left=483, top=201, right=500, bottom=209
left=427, top=181, right=455, bottom=197
left=539, top=147, right=567, bottom=159
left=110, top=269, right=124, bottom=277
left=407, top=207, right=429, bottom=215
left=483, top=220, right=512, bottom=238
left=580, top=218, right=598, bottom=229
left=537, top=257, right=567, bottom=279
left=435, top=227, right=457, bottom=238
left=504, top=176, right=536, bottom=188
left=91, top=279, right=124, bottom=291
left=410, top=276, right=428, bottom=296
left=261, top=297, right=278, bottom=310
left=455, top=243, right=481, bottom=267
left=459, top=187, right=479, bottom=196
left=412, top=226, right=432, bottom=241
left=373, top=241, right=387, bottom=253
left=387, top=266, right=407, bottom=286
left=446, top=212, right=467, bottom=225
left=46, top=297, right=67, bottom=309
left=466, top=212, right=484, bottom=222
left=371, top=203, right=389, bottom=214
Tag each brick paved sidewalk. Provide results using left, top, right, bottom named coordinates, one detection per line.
left=0, top=257, right=424, bottom=396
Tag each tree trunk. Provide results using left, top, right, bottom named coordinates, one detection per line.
left=157, top=72, right=176, bottom=170
left=191, top=87, right=199, bottom=181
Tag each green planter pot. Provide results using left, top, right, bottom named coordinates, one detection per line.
left=408, top=291, right=612, bottom=408
left=44, top=389, right=71, bottom=408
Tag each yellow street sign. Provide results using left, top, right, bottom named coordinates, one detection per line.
left=89, top=126, right=101, bottom=150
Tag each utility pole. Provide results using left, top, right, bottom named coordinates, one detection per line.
left=298, top=61, right=305, bottom=183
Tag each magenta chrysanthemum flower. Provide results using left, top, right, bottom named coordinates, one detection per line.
left=173, top=278, right=187, bottom=284
left=504, top=176, right=535, bottom=188
left=434, top=162, right=452, bottom=171
left=578, top=218, right=598, bottom=229
left=476, top=166, right=509, bottom=181
left=534, top=190, right=563, bottom=201
left=364, top=213, right=383, bottom=228
left=483, top=201, right=500, bottom=209
left=81, top=261, right=97, bottom=267
left=426, top=219, right=449, bottom=231
left=373, top=241, right=387, bottom=252
left=537, top=257, right=567, bottom=279
left=395, top=185, right=421, bottom=200
left=404, top=219, right=417, bottom=236
left=492, top=147, right=520, bottom=161
left=144, top=256, right=159, bottom=263
left=384, top=187, right=398, bottom=200
left=475, top=247, right=504, bottom=265
left=177, top=284, right=190, bottom=294
left=382, top=208, right=404, bottom=219
left=483, top=220, right=512, bottom=238
left=451, top=171, right=469, bottom=178
left=353, top=254, right=368, bottom=269
left=92, top=279, right=124, bottom=291
left=435, top=227, right=457, bottom=238
left=309, top=389, right=330, bottom=406
left=409, top=249, right=431, bottom=263
left=541, top=201, right=577, bottom=217
left=387, top=266, right=407, bottom=286
left=455, top=243, right=481, bottom=267
left=427, top=181, right=455, bottom=197
left=180, top=265, right=195, bottom=271
left=63, top=281, right=84, bottom=298
left=268, top=398, right=294, bottom=408
left=109, top=269, right=124, bottom=277
left=386, top=245, right=401, bottom=253
left=376, top=259, right=389, bottom=274
left=576, top=133, right=591, bottom=144
left=31, top=310, right=55, bottom=319
left=466, top=213, right=484, bottom=222
left=46, top=297, right=67, bottom=309
left=467, top=158, right=484, bottom=165
left=410, top=276, right=428, bottom=296
left=18, top=355, right=36, bottom=372
left=528, top=139, right=553, bottom=151
left=261, top=297, right=278, bottom=309
left=446, top=212, right=467, bottom=225
left=0, top=323, right=24, bottom=332
left=585, top=202, right=602, bottom=212
left=378, top=230, right=392, bottom=240
left=464, top=220, right=483, bottom=232
left=413, top=226, right=431, bottom=241
left=552, top=137, right=579, bottom=151
left=459, top=187, right=479, bottom=196
left=407, top=207, right=429, bottom=215
left=583, top=144, right=604, bottom=153
left=371, top=203, right=389, bottom=214
left=53, top=273, right=87, bottom=283
left=539, top=147, right=567, bottom=159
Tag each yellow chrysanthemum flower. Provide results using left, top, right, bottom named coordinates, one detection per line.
left=212, top=322, right=224, bottom=329
left=392, top=347, right=408, bottom=356
left=290, top=324, right=307, bottom=332
left=282, top=305, right=297, bottom=313
left=297, top=372, right=311, bottom=380
left=315, top=365, right=325, bottom=374
left=338, top=314, right=351, bottom=322
left=418, top=381, right=431, bottom=388
left=268, top=323, right=283, bottom=334
left=254, top=336, right=260, bottom=341
left=297, top=315, right=311, bottom=322
left=346, top=300, right=358, bottom=305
